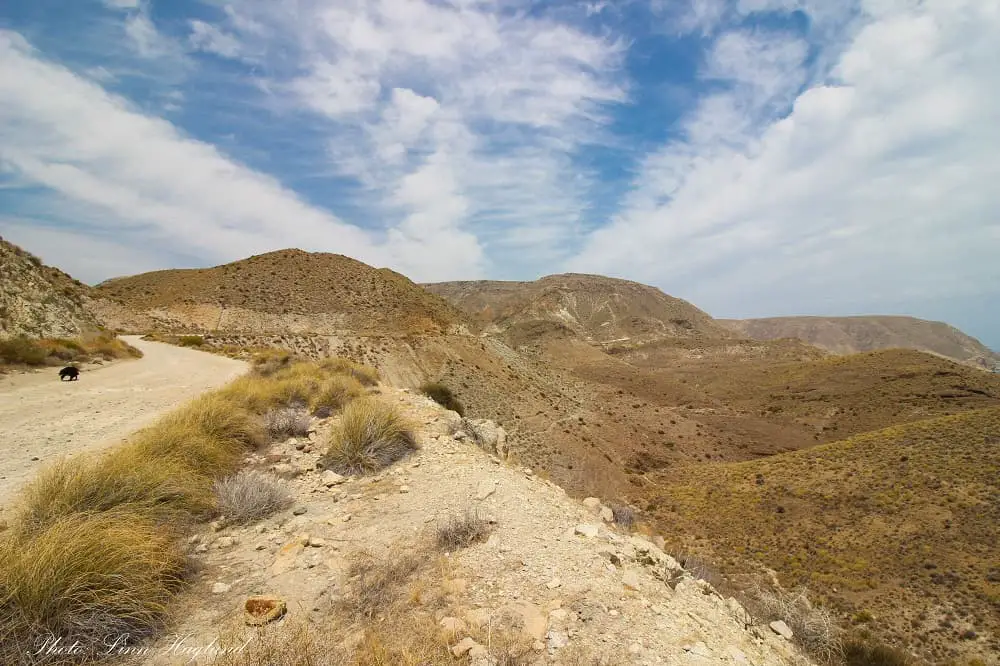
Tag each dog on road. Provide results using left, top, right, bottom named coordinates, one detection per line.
left=59, top=366, right=80, bottom=381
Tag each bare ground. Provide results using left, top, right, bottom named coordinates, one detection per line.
left=0, top=336, right=247, bottom=510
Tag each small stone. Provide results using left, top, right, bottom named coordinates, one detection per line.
left=476, top=480, right=497, bottom=500
left=546, top=578, right=562, bottom=589
left=622, top=570, right=642, bottom=591
left=532, top=640, right=545, bottom=651
left=600, top=506, right=614, bottom=523
left=210, top=519, right=225, bottom=532
left=342, top=514, right=352, bottom=522
left=292, top=506, right=308, bottom=516
left=574, top=524, right=599, bottom=538
left=548, top=609, right=568, bottom=624
left=684, top=642, right=712, bottom=658
left=582, top=497, right=602, bottom=512
left=546, top=630, right=569, bottom=650
left=272, top=463, right=300, bottom=480
left=188, top=534, right=200, bottom=545
left=628, top=643, right=642, bottom=655
left=295, top=442, right=306, bottom=451
left=307, top=538, right=326, bottom=548
left=451, top=637, right=480, bottom=657
left=399, top=485, right=410, bottom=493
left=211, top=582, right=231, bottom=594
left=770, top=619, right=794, bottom=640
left=195, top=543, right=209, bottom=553
left=321, top=470, right=346, bottom=487
left=255, top=544, right=267, bottom=551
left=215, top=536, right=236, bottom=549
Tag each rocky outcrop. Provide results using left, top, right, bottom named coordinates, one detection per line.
left=0, top=237, right=96, bottom=338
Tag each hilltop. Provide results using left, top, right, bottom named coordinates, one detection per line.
left=424, top=273, right=734, bottom=346
left=91, top=249, right=469, bottom=336
left=642, top=407, right=1000, bottom=664
left=0, top=237, right=96, bottom=339
left=721, top=315, right=1000, bottom=370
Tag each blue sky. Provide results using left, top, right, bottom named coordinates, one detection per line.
left=1, top=0, right=998, bottom=350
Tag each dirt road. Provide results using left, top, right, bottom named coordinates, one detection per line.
left=0, top=336, right=247, bottom=509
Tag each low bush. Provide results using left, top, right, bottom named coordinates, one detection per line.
left=0, top=336, right=49, bottom=366
left=610, top=503, right=636, bottom=529
left=177, top=335, right=205, bottom=347
left=323, top=398, right=416, bottom=475
left=0, top=333, right=141, bottom=369
left=746, top=585, right=841, bottom=663
left=251, top=349, right=297, bottom=377
left=842, top=639, right=913, bottom=666
left=0, top=511, right=187, bottom=663
left=213, top=470, right=293, bottom=525
left=435, top=509, right=492, bottom=551
left=419, top=382, right=465, bottom=416
left=341, top=551, right=424, bottom=621
left=158, top=394, right=265, bottom=450
left=310, top=375, right=364, bottom=417
left=263, top=407, right=312, bottom=440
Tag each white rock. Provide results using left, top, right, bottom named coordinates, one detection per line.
left=451, top=637, right=482, bottom=657
left=476, top=480, right=497, bottom=500
left=546, top=630, right=569, bottom=650
left=582, top=497, right=602, bottom=512
left=546, top=578, right=562, bottom=589
left=770, top=620, right=794, bottom=640
left=622, top=570, right=642, bottom=591
left=211, top=582, right=231, bottom=594
left=574, top=524, right=600, bottom=538
left=321, top=470, right=346, bottom=487
left=600, top=506, right=614, bottom=523
left=215, top=536, right=236, bottom=549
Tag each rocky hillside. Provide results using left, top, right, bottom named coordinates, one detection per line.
left=721, top=315, right=1000, bottom=370
left=0, top=236, right=97, bottom=339
left=90, top=249, right=470, bottom=336
left=139, top=387, right=814, bottom=666
left=424, top=274, right=734, bottom=346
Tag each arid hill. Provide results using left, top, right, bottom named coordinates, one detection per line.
left=424, top=273, right=734, bottom=346
left=90, top=249, right=469, bottom=336
left=0, top=237, right=96, bottom=338
left=721, top=315, right=1000, bottom=370
left=643, top=407, right=1000, bottom=665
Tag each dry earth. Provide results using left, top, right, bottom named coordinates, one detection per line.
left=132, top=388, right=812, bottom=666
left=0, top=337, right=246, bottom=509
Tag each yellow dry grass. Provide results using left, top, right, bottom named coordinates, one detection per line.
left=0, top=511, right=187, bottom=664
left=323, top=398, right=417, bottom=475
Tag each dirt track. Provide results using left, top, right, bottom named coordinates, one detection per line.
left=0, top=336, right=247, bottom=510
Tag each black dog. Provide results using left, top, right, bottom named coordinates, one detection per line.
left=59, top=366, right=80, bottom=381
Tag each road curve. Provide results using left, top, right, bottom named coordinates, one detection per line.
left=0, top=336, right=247, bottom=509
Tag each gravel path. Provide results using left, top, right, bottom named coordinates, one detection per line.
left=0, top=336, right=247, bottom=510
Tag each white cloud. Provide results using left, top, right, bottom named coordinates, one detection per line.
left=570, top=0, right=1000, bottom=319
left=210, top=0, right=626, bottom=275
left=102, top=0, right=140, bottom=8
left=0, top=30, right=485, bottom=281
left=188, top=20, right=241, bottom=59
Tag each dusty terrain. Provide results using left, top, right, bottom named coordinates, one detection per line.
left=135, top=388, right=812, bottom=666
left=721, top=315, right=1000, bottom=370
left=0, top=337, right=246, bottom=508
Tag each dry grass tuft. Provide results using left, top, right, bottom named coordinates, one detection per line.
left=341, top=551, right=425, bottom=621
left=213, top=470, right=293, bottom=525
left=609, top=503, right=636, bottom=529
left=0, top=511, right=187, bottom=663
left=263, top=407, right=312, bottom=440
left=17, top=444, right=214, bottom=531
left=319, top=357, right=381, bottom=386
left=310, top=375, right=365, bottom=417
left=210, top=619, right=338, bottom=666
left=0, top=333, right=141, bottom=370
left=251, top=349, right=297, bottom=377
left=419, top=382, right=465, bottom=416
left=842, top=639, right=913, bottom=666
left=435, top=509, right=493, bottom=552
left=157, top=394, right=266, bottom=449
left=323, top=398, right=417, bottom=475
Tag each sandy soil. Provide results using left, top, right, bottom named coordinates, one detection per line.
left=0, top=336, right=247, bottom=510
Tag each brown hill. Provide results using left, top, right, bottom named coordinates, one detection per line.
left=90, top=249, right=469, bottom=336
left=0, top=237, right=96, bottom=339
left=721, top=315, right=1000, bottom=370
left=423, top=273, right=734, bottom=346
left=642, top=407, right=1000, bottom=665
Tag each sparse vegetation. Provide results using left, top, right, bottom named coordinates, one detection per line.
left=609, top=503, right=636, bottom=529
left=213, top=470, right=293, bottom=525
left=0, top=360, right=348, bottom=661
left=419, top=382, right=465, bottom=416
left=842, top=638, right=913, bottom=666
left=323, top=398, right=417, bottom=475
left=0, top=333, right=141, bottom=372
left=263, top=407, right=312, bottom=440
left=177, top=335, right=205, bottom=347
left=342, top=550, right=425, bottom=621
left=745, top=585, right=841, bottom=663
left=435, top=509, right=492, bottom=551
